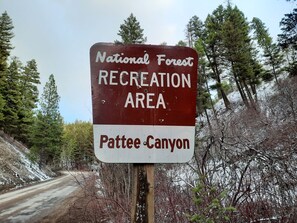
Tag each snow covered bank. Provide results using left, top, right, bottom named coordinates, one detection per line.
left=0, top=135, right=55, bottom=193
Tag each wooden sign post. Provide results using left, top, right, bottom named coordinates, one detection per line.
left=131, top=164, right=154, bottom=223
left=90, top=43, right=198, bottom=222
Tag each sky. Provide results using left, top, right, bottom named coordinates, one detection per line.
left=1, top=0, right=296, bottom=123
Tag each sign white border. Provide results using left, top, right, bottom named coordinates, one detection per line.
left=93, top=124, right=195, bottom=163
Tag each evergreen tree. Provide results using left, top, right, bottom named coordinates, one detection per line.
left=21, top=60, right=40, bottom=108
left=0, top=11, right=14, bottom=74
left=278, top=8, right=297, bottom=76
left=17, top=60, right=40, bottom=143
left=117, top=13, right=146, bottom=44
left=176, top=40, right=187, bottom=47
left=204, top=6, right=231, bottom=109
left=1, top=57, right=22, bottom=135
left=251, top=17, right=284, bottom=83
left=40, top=74, right=61, bottom=119
left=222, top=5, right=257, bottom=107
left=30, top=74, right=63, bottom=168
left=0, top=11, right=14, bottom=123
left=187, top=10, right=231, bottom=110
left=278, top=8, right=297, bottom=50
left=186, top=15, right=204, bottom=48
left=194, top=39, right=216, bottom=127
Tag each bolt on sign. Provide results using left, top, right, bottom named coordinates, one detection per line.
left=90, top=43, right=198, bottom=163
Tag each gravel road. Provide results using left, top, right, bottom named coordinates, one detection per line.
left=0, top=172, right=87, bottom=223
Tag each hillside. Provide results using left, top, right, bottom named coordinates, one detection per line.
left=92, top=74, right=297, bottom=222
left=0, top=132, right=56, bottom=193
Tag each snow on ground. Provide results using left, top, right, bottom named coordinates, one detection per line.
left=0, top=134, right=54, bottom=193
left=188, top=76, right=289, bottom=189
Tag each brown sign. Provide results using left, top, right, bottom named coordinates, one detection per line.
left=90, top=43, right=198, bottom=163
left=90, top=43, right=198, bottom=127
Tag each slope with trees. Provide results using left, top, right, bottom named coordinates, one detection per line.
left=1, top=2, right=297, bottom=221
left=84, top=2, right=297, bottom=222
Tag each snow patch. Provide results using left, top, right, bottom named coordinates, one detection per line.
left=0, top=135, right=52, bottom=192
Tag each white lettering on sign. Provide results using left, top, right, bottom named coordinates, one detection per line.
left=95, top=49, right=195, bottom=110
left=98, top=70, right=191, bottom=88
left=156, top=54, right=194, bottom=67
left=95, top=51, right=194, bottom=67
left=124, top=92, right=166, bottom=109
left=98, top=69, right=192, bottom=109
left=96, top=51, right=150, bottom=65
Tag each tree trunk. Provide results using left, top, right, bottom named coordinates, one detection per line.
left=243, top=80, right=256, bottom=108
left=250, top=82, right=258, bottom=102
left=205, top=75, right=219, bottom=125
left=231, top=63, right=249, bottom=107
left=213, top=56, right=231, bottom=110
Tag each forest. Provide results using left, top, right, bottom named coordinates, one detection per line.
left=0, top=0, right=297, bottom=222
left=0, top=10, right=94, bottom=170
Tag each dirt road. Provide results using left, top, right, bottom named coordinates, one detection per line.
left=0, top=172, right=88, bottom=223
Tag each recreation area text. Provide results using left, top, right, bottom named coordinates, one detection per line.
left=94, top=50, right=195, bottom=109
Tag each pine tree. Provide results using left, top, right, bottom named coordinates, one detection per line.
left=21, top=60, right=40, bottom=108
left=1, top=57, right=22, bottom=135
left=117, top=13, right=146, bottom=44
left=0, top=11, right=14, bottom=124
left=30, top=74, right=63, bottom=168
left=176, top=40, right=187, bottom=47
left=17, top=59, right=40, bottom=143
left=40, top=74, right=61, bottom=119
left=251, top=17, right=284, bottom=83
left=222, top=5, right=257, bottom=107
left=204, top=6, right=231, bottom=109
left=278, top=8, right=297, bottom=50
left=187, top=11, right=231, bottom=110
left=278, top=8, right=297, bottom=76
left=194, top=39, right=216, bottom=127
left=186, top=15, right=204, bottom=48
left=0, top=11, right=14, bottom=74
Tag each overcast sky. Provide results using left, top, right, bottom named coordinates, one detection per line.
left=1, top=0, right=295, bottom=123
